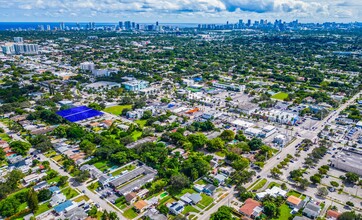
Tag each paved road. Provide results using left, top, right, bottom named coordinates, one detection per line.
left=198, top=91, right=361, bottom=219
left=38, top=154, right=127, bottom=220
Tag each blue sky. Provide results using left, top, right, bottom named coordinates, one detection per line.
left=0, top=0, right=360, bottom=23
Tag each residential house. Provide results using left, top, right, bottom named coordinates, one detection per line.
left=33, top=181, right=49, bottom=191
left=214, top=174, right=227, bottom=185
left=203, top=184, right=217, bottom=196
left=54, top=200, right=74, bottom=214
left=303, top=202, right=321, bottom=219
left=286, top=196, right=302, bottom=208
left=23, top=173, right=46, bottom=185
left=326, top=210, right=341, bottom=220
left=239, top=198, right=263, bottom=218
left=134, top=200, right=149, bottom=213
left=193, top=184, right=204, bottom=193
left=256, top=186, right=287, bottom=200
left=80, top=164, right=103, bottom=179
left=168, top=201, right=185, bottom=215
left=50, top=193, right=67, bottom=207
left=125, top=192, right=138, bottom=204
left=188, top=193, right=202, bottom=204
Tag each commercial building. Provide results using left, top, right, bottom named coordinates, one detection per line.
left=14, top=37, right=24, bottom=43
left=122, top=80, right=149, bottom=91
left=212, top=81, right=245, bottom=91
left=1, top=43, right=15, bottom=55
left=331, top=148, right=362, bottom=176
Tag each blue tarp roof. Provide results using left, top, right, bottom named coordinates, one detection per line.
left=54, top=200, right=73, bottom=213
left=56, top=106, right=104, bottom=122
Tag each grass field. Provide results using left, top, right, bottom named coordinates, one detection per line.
left=272, top=204, right=292, bottom=220
left=0, top=133, right=11, bottom=142
left=271, top=92, right=289, bottom=100
left=131, top=131, right=143, bottom=140
left=35, top=202, right=51, bottom=216
left=93, top=160, right=114, bottom=172
left=73, top=195, right=89, bottom=202
left=182, top=205, right=200, bottom=214
left=267, top=182, right=281, bottom=189
left=104, top=105, right=132, bottom=116
left=111, top=164, right=136, bottom=177
left=123, top=208, right=138, bottom=219
left=61, top=187, right=79, bottom=199
left=250, top=178, right=267, bottom=191
left=287, top=190, right=302, bottom=198
left=135, top=120, right=147, bottom=128
left=196, top=194, right=214, bottom=209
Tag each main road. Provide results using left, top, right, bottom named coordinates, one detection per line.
left=198, top=91, right=361, bottom=219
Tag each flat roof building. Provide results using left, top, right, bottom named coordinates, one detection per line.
left=331, top=148, right=362, bottom=176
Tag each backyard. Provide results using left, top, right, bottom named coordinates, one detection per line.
left=123, top=208, right=138, bottom=219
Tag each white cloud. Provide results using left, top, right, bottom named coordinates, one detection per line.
left=0, top=0, right=360, bottom=22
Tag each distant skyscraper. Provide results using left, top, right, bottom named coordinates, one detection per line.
left=119, top=21, right=123, bottom=29
left=125, top=21, right=131, bottom=30
left=59, top=22, right=65, bottom=30
left=156, top=21, right=159, bottom=26
left=46, top=25, right=51, bottom=31
left=14, top=44, right=39, bottom=55
left=247, top=19, right=251, bottom=27
left=13, top=37, right=23, bottom=43
left=132, top=22, right=136, bottom=29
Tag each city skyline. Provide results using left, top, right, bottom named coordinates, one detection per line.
left=0, top=0, right=361, bottom=23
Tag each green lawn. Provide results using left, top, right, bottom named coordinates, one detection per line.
left=173, top=188, right=197, bottom=199
left=194, top=179, right=209, bottom=185
left=271, top=92, right=289, bottom=100
left=73, top=195, right=89, bottom=202
left=135, top=120, right=147, bottom=128
left=104, top=105, right=132, bottom=116
left=123, top=208, right=138, bottom=219
left=111, top=164, right=136, bottom=177
left=272, top=204, right=292, bottom=220
left=52, top=155, right=64, bottom=162
left=196, top=194, right=214, bottom=209
left=131, top=131, right=143, bottom=140
left=267, top=182, right=281, bottom=189
left=61, top=187, right=79, bottom=199
left=93, top=160, right=113, bottom=172
left=215, top=151, right=225, bottom=157
left=251, top=178, right=267, bottom=191
left=0, top=133, right=11, bottom=142
left=35, top=202, right=51, bottom=216
left=182, top=205, right=200, bottom=214
left=287, top=190, right=302, bottom=198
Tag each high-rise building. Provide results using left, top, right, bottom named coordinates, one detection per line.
left=119, top=21, right=123, bottom=29
left=247, top=19, right=251, bottom=27
left=46, top=25, right=51, bottom=31
left=156, top=21, right=159, bottom=26
left=1, top=43, right=15, bottom=55
left=132, top=22, right=136, bottom=29
left=125, top=21, right=131, bottom=30
left=59, top=22, right=65, bottom=30
left=13, top=37, right=23, bottom=43
left=14, top=44, right=39, bottom=55
left=80, top=62, right=95, bottom=71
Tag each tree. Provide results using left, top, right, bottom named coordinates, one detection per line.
left=9, top=141, right=30, bottom=156
left=231, top=158, right=249, bottom=170
left=337, top=211, right=361, bottom=220
left=142, top=110, right=152, bottom=119
left=188, top=133, right=207, bottom=150
left=159, top=204, right=169, bottom=215
left=79, top=139, right=96, bottom=156
left=74, top=170, right=90, bottom=183
left=109, top=211, right=119, bottom=220
left=316, top=187, right=328, bottom=198
left=27, top=189, right=39, bottom=213
left=30, top=135, right=52, bottom=152
left=310, top=174, right=321, bottom=184
left=263, top=202, right=280, bottom=218
left=219, top=130, right=235, bottom=142
left=58, top=176, right=69, bottom=187
left=345, top=172, right=359, bottom=184
left=298, top=178, right=310, bottom=190
left=38, top=189, right=52, bottom=202
left=248, top=138, right=263, bottom=151
left=210, top=206, right=234, bottom=220
left=270, top=167, right=283, bottom=178
left=206, top=138, right=225, bottom=152
left=88, top=206, right=98, bottom=217
left=169, top=173, right=190, bottom=191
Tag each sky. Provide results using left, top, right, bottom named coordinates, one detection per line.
left=0, top=0, right=361, bottom=23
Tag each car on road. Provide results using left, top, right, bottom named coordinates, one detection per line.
left=256, top=175, right=261, bottom=179
left=95, top=203, right=100, bottom=208
left=277, top=156, right=281, bottom=160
